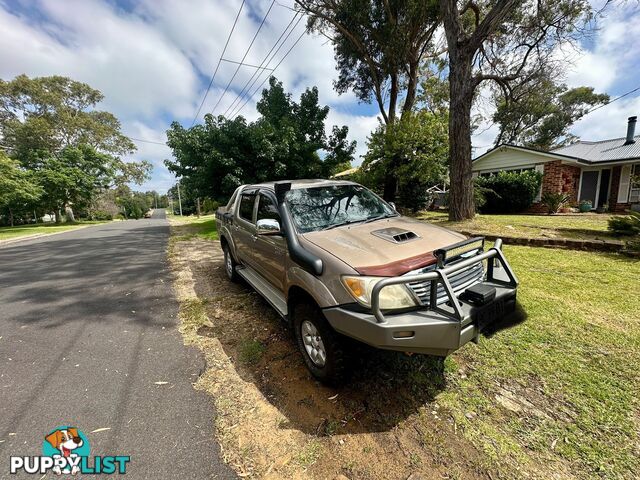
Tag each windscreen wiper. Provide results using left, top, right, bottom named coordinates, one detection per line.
left=363, top=212, right=399, bottom=223
left=321, top=219, right=363, bottom=231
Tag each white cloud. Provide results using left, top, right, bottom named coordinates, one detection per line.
left=327, top=109, right=381, bottom=164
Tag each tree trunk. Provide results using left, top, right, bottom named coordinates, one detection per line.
left=55, top=209, right=62, bottom=224
left=448, top=57, right=476, bottom=221
left=65, top=206, right=76, bottom=223
left=196, top=197, right=201, bottom=218
left=9, top=207, right=14, bottom=227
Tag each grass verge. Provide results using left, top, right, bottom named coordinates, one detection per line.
left=169, top=214, right=218, bottom=241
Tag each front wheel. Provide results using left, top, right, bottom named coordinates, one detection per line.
left=293, top=303, right=349, bottom=385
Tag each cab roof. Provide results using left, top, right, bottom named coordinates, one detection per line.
left=245, top=179, right=358, bottom=191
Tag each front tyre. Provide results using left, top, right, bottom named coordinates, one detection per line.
left=293, top=303, right=348, bottom=385
left=222, top=244, right=240, bottom=283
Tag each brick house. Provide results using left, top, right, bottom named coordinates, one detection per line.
left=472, top=116, right=640, bottom=213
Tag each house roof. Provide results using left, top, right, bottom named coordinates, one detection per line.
left=474, top=138, right=640, bottom=166
left=552, top=135, right=640, bottom=162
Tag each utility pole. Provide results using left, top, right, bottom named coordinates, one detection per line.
left=177, top=181, right=183, bottom=216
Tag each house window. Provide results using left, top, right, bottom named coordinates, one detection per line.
left=630, top=164, right=640, bottom=203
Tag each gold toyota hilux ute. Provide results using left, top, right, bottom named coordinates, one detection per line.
left=216, top=179, right=519, bottom=383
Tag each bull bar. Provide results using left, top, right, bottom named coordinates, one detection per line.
left=370, top=238, right=518, bottom=324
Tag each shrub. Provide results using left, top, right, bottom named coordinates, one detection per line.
left=475, top=170, right=543, bottom=213
left=474, top=184, right=494, bottom=210
left=202, top=198, right=220, bottom=214
left=91, top=210, right=114, bottom=221
left=608, top=211, right=640, bottom=236
left=541, top=192, right=571, bottom=214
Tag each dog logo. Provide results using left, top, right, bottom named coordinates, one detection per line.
left=42, top=426, right=90, bottom=475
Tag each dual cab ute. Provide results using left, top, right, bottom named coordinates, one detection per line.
left=216, top=180, right=519, bottom=383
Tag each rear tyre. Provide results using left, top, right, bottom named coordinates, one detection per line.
left=222, top=243, right=240, bottom=283
left=293, top=302, right=349, bottom=385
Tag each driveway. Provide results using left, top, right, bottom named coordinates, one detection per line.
left=0, top=210, right=234, bottom=478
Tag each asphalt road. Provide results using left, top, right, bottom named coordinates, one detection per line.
left=0, top=210, right=234, bottom=479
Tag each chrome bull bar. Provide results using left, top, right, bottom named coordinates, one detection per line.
left=370, top=239, right=518, bottom=324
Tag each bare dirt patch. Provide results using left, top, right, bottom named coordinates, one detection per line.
left=168, top=231, right=495, bottom=479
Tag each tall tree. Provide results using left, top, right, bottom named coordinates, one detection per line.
left=440, top=0, right=593, bottom=220
left=295, top=0, right=441, bottom=200
left=493, top=76, right=609, bottom=149
left=0, top=75, right=151, bottom=222
left=166, top=77, right=355, bottom=202
left=361, top=110, right=448, bottom=212
left=0, top=75, right=135, bottom=159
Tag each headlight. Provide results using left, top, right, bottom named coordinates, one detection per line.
left=341, top=276, right=418, bottom=310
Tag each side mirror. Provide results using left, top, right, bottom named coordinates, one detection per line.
left=389, top=202, right=397, bottom=211
left=256, top=218, right=281, bottom=235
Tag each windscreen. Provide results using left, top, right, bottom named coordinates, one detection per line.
left=286, top=184, right=396, bottom=233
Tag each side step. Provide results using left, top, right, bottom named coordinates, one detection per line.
left=236, top=265, right=288, bottom=318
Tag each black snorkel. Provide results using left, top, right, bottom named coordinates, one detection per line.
left=274, top=182, right=324, bottom=276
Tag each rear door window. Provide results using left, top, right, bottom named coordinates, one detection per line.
left=239, top=193, right=256, bottom=222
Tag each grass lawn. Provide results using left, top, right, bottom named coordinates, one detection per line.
left=169, top=214, right=218, bottom=240
left=0, top=220, right=109, bottom=241
left=438, top=244, right=640, bottom=478
left=417, top=210, right=619, bottom=241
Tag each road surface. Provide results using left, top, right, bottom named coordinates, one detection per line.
left=0, top=210, right=234, bottom=478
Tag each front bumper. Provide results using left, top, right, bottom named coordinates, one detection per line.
left=323, top=239, right=519, bottom=356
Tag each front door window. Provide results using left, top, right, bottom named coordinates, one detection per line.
left=579, top=171, right=599, bottom=207
left=597, top=169, right=611, bottom=208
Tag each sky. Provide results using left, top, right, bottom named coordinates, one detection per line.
left=1, top=0, right=639, bottom=194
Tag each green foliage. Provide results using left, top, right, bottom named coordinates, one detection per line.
left=202, top=198, right=219, bottom=214
left=0, top=74, right=136, bottom=157
left=360, top=111, right=448, bottom=212
left=90, top=211, right=114, bottom=221
left=0, top=152, right=42, bottom=225
left=475, top=171, right=543, bottom=213
left=541, top=192, right=571, bottom=214
left=493, top=74, right=609, bottom=149
left=0, top=74, right=152, bottom=224
left=608, top=211, right=640, bottom=236
left=299, top=0, right=440, bottom=123
left=165, top=77, right=355, bottom=203
left=473, top=184, right=494, bottom=210
left=115, top=186, right=151, bottom=220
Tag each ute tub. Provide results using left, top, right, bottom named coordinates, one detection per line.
left=322, top=239, right=519, bottom=356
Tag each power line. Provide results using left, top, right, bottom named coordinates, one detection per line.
left=223, top=12, right=302, bottom=118
left=581, top=85, right=640, bottom=117
left=232, top=28, right=307, bottom=119
left=220, top=59, right=275, bottom=70
left=190, top=0, right=246, bottom=126
left=209, top=0, right=276, bottom=116
left=130, top=137, right=166, bottom=146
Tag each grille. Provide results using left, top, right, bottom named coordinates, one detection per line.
left=406, top=262, right=485, bottom=306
